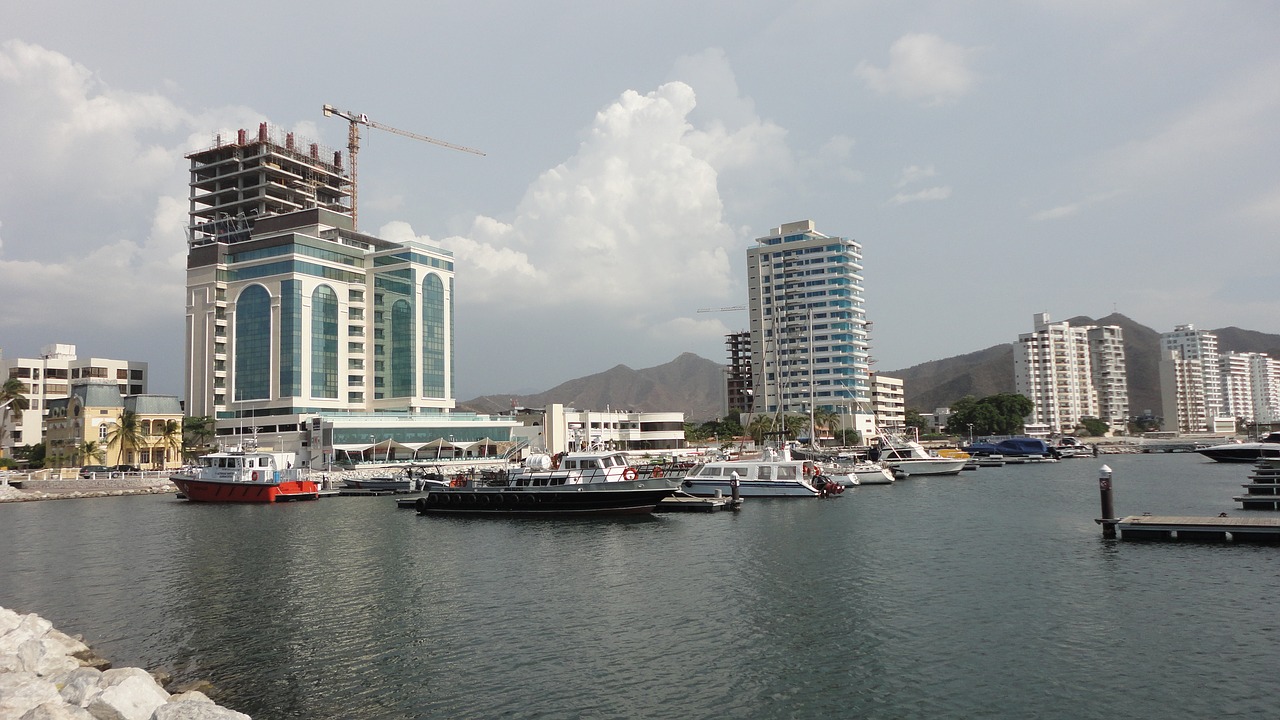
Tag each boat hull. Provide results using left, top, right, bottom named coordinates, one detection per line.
left=1197, top=445, right=1280, bottom=463
left=883, top=458, right=968, bottom=476
left=414, top=482, right=678, bottom=516
left=172, top=476, right=320, bottom=503
left=681, top=478, right=817, bottom=497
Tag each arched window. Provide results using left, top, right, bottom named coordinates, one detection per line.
left=311, top=285, right=339, bottom=398
left=235, top=285, right=271, bottom=400
left=390, top=299, right=414, bottom=397
left=422, top=274, right=445, bottom=398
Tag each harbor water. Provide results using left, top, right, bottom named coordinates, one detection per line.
left=3, top=453, right=1279, bottom=718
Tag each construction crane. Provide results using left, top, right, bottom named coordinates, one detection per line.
left=323, top=104, right=485, bottom=230
left=697, top=305, right=747, bottom=313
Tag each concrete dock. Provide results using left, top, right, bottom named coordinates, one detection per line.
left=656, top=495, right=742, bottom=513
left=1109, top=515, right=1280, bottom=543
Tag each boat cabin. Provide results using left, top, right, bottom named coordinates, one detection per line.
left=686, top=460, right=816, bottom=482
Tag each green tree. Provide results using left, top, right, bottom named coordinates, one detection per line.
left=945, top=393, right=1034, bottom=436
left=747, top=414, right=777, bottom=445
left=0, top=377, right=31, bottom=458
left=76, top=440, right=106, bottom=466
left=904, top=408, right=929, bottom=433
left=1077, top=417, right=1109, bottom=437
left=183, top=416, right=215, bottom=459
left=812, top=408, right=840, bottom=446
left=106, top=409, right=143, bottom=466
left=156, top=419, right=183, bottom=468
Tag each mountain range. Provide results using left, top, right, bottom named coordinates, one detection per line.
left=461, top=315, right=1280, bottom=422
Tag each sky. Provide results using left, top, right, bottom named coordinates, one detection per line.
left=3, top=1, right=1280, bottom=401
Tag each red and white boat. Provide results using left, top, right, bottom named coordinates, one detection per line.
left=171, top=449, right=319, bottom=503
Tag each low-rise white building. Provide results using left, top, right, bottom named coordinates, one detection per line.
left=510, top=404, right=686, bottom=456
left=1, top=344, right=148, bottom=454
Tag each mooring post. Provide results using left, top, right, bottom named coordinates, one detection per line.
left=1099, top=464, right=1115, bottom=539
left=730, top=471, right=741, bottom=504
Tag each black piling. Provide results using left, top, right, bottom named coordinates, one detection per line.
left=1098, top=464, right=1116, bottom=539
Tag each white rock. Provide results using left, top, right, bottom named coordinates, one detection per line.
left=0, top=606, right=22, bottom=634
left=52, top=666, right=103, bottom=706
left=165, top=691, right=214, bottom=705
left=19, top=700, right=95, bottom=719
left=152, top=700, right=252, bottom=720
left=44, top=629, right=91, bottom=658
left=101, top=667, right=163, bottom=688
left=85, top=674, right=169, bottom=720
left=0, top=671, right=62, bottom=717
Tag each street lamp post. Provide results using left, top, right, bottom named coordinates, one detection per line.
left=968, top=424, right=974, bottom=444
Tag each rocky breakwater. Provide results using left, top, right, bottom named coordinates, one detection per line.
left=0, top=605, right=249, bottom=719
left=0, top=476, right=177, bottom=503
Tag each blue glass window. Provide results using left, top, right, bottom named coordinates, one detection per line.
left=234, top=285, right=271, bottom=401
left=311, top=285, right=339, bottom=398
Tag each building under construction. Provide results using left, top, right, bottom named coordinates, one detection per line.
left=182, top=123, right=516, bottom=463
left=186, top=123, right=350, bottom=245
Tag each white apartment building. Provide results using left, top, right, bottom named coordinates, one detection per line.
left=1160, top=324, right=1224, bottom=432
left=746, top=220, right=875, bottom=440
left=1221, top=351, right=1280, bottom=425
left=1014, top=313, right=1122, bottom=434
left=871, top=374, right=905, bottom=432
left=1160, top=349, right=1209, bottom=433
left=1087, top=325, right=1130, bottom=433
left=1, top=344, right=147, bottom=452
left=1013, top=312, right=1095, bottom=430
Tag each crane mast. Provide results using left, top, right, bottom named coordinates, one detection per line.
left=322, top=104, right=484, bottom=230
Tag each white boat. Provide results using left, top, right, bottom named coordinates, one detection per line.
left=681, top=447, right=838, bottom=498
left=873, top=434, right=968, bottom=477
left=824, top=461, right=895, bottom=486
left=1054, top=437, right=1095, bottom=458
left=171, top=448, right=318, bottom=503
left=1196, top=433, right=1280, bottom=463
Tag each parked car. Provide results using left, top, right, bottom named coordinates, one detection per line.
left=79, top=465, right=113, bottom=478
left=114, top=464, right=141, bottom=473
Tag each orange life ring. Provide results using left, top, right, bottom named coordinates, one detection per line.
left=622, top=467, right=639, bottom=481
left=652, top=467, right=664, bottom=478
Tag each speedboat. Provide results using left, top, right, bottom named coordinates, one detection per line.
left=824, top=461, right=895, bottom=486
left=414, top=450, right=680, bottom=516
left=171, top=449, right=319, bottom=503
left=1053, top=437, right=1095, bottom=458
left=1197, top=433, right=1280, bottom=463
left=874, top=434, right=968, bottom=477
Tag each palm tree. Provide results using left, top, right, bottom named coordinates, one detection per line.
left=76, top=440, right=105, bottom=466
left=156, top=419, right=183, bottom=469
left=747, top=414, right=777, bottom=446
left=0, top=377, right=31, bottom=459
left=183, top=415, right=215, bottom=460
left=813, top=407, right=840, bottom=447
left=105, top=409, right=143, bottom=467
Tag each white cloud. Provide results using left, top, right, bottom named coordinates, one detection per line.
left=1101, top=59, right=1280, bottom=186
left=888, top=186, right=952, bottom=205
left=895, top=164, right=938, bottom=188
left=1029, top=191, right=1122, bottom=222
left=1241, top=185, right=1280, bottom=226
left=434, top=77, right=784, bottom=316
left=856, top=33, right=980, bottom=106
left=1031, top=204, right=1079, bottom=221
